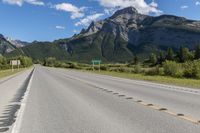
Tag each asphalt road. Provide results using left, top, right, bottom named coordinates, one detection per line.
left=0, top=69, right=33, bottom=132
left=1, top=66, right=200, bottom=133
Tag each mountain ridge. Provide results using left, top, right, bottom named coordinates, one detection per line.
left=5, top=7, right=200, bottom=63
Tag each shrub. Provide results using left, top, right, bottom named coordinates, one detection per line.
left=100, top=65, right=109, bottom=71
left=44, top=57, right=56, bottom=67
left=68, top=62, right=81, bottom=69
left=163, top=61, right=183, bottom=77
left=145, top=66, right=160, bottom=76
left=119, top=67, right=132, bottom=73
left=85, top=67, right=93, bottom=71
left=133, top=65, right=142, bottom=74
left=183, top=60, right=200, bottom=79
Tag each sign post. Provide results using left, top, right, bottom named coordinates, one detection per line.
left=10, top=60, right=21, bottom=72
left=91, top=60, right=101, bottom=72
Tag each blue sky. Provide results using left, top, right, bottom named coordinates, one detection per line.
left=0, top=0, right=200, bottom=42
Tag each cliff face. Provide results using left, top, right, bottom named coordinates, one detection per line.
left=60, top=7, right=200, bottom=62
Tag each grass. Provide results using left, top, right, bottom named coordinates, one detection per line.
left=87, top=70, right=200, bottom=89
left=0, top=68, right=27, bottom=79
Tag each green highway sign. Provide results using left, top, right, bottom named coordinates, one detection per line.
left=91, top=60, right=101, bottom=71
left=92, top=60, right=101, bottom=64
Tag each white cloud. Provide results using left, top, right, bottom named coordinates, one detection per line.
left=56, top=26, right=65, bottom=30
left=54, top=3, right=85, bottom=19
left=97, top=0, right=162, bottom=15
left=2, top=0, right=23, bottom=6
left=73, top=30, right=79, bottom=33
left=181, top=5, right=188, bottom=9
left=196, top=1, right=200, bottom=6
left=2, top=0, right=44, bottom=6
left=149, top=1, right=158, bottom=8
left=75, top=13, right=104, bottom=26
left=25, top=0, right=44, bottom=6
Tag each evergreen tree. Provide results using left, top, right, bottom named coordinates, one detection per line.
left=158, top=51, right=165, bottom=64
left=0, top=56, right=7, bottom=66
left=134, top=55, right=139, bottom=65
left=178, top=47, right=193, bottom=62
left=149, top=53, right=157, bottom=65
left=195, top=45, right=200, bottom=59
left=166, top=48, right=174, bottom=61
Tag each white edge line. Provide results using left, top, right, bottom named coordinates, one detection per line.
left=11, top=68, right=35, bottom=133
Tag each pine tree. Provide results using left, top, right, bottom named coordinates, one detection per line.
left=149, top=53, right=157, bottom=65
left=134, top=55, right=139, bottom=65
left=158, top=51, right=165, bottom=64
left=195, top=45, right=200, bottom=59
left=178, top=47, right=193, bottom=62
left=166, top=48, right=174, bottom=61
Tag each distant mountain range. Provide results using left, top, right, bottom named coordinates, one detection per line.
left=0, top=34, right=16, bottom=55
left=0, top=34, right=30, bottom=55
left=4, top=7, right=200, bottom=63
left=6, top=37, right=30, bottom=48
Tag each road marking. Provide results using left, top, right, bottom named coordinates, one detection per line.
left=159, top=108, right=168, bottom=111
left=177, top=114, right=184, bottom=116
left=11, top=69, right=35, bottom=133
left=164, top=110, right=177, bottom=116
left=126, top=97, right=133, bottom=100
left=118, top=95, right=125, bottom=97
left=178, top=116, right=199, bottom=124
left=149, top=105, right=160, bottom=110
left=140, top=102, right=148, bottom=106
left=52, top=69, right=200, bottom=125
left=136, top=100, right=142, bottom=103
left=147, top=104, right=153, bottom=106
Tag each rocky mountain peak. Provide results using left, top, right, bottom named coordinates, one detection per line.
left=112, top=7, right=138, bottom=18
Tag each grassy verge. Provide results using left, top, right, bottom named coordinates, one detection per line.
left=0, top=68, right=27, bottom=79
left=85, top=70, right=200, bottom=89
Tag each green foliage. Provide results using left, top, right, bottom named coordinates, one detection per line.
left=0, top=56, right=9, bottom=69
left=133, top=55, right=139, bottom=65
left=17, top=56, right=33, bottom=67
left=133, top=65, right=142, bottom=74
left=183, top=60, right=200, bottom=79
left=0, top=56, right=7, bottom=65
left=33, top=59, right=42, bottom=64
left=0, top=55, right=32, bottom=70
left=163, top=61, right=183, bottom=77
left=157, top=51, right=165, bottom=64
left=177, top=47, right=193, bottom=63
left=194, top=45, right=200, bottom=59
left=145, top=66, right=160, bottom=76
left=100, top=65, right=108, bottom=71
left=44, top=57, right=56, bottom=67
left=68, top=62, right=81, bottom=69
left=149, top=53, right=157, bottom=65
left=166, top=48, right=174, bottom=61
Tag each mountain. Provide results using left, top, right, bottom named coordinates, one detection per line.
left=0, top=34, right=16, bottom=55
left=0, top=34, right=30, bottom=55
left=6, top=7, right=200, bottom=63
left=6, top=37, right=30, bottom=48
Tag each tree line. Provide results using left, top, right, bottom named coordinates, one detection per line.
left=43, top=45, right=200, bottom=79
left=147, top=45, right=200, bottom=65
left=0, top=56, right=33, bottom=70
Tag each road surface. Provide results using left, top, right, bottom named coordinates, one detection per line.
left=0, top=65, right=200, bottom=133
